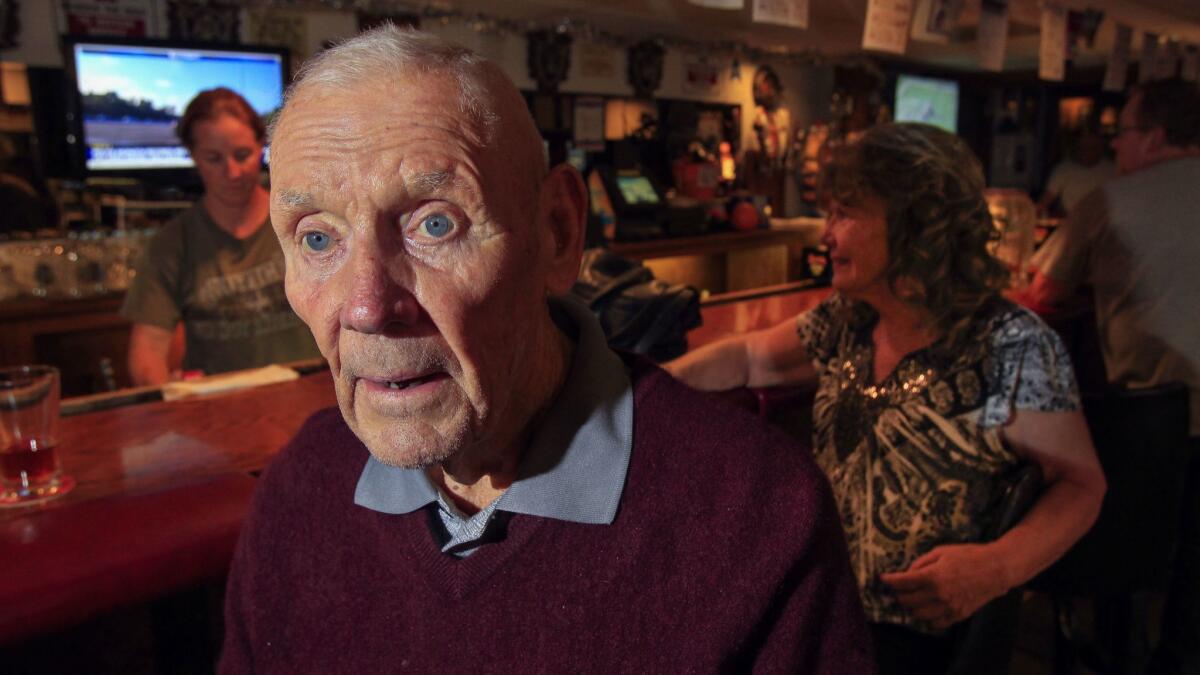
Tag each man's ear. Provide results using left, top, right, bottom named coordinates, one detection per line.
left=537, top=163, right=588, bottom=295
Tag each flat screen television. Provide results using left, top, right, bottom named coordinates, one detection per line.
left=894, top=74, right=959, bottom=134
left=64, top=37, right=288, bottom=176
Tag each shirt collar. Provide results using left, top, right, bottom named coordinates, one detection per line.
left=353, top=296, right=633, bottom=525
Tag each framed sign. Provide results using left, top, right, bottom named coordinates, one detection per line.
left=59, top=0, right=157, bottom=37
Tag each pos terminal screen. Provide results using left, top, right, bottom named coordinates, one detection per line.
left=615, top=176, right=661, bottom=206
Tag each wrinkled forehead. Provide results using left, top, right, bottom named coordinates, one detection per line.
left=271, top=66, right=544, bottom=212
left=278, top=70, right=490, bottom=145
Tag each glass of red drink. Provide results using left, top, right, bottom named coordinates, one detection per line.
left=0, top=365, right=74, bottom=506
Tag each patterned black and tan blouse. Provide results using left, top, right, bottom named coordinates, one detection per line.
left=796, top=293, right=1079, bottom=632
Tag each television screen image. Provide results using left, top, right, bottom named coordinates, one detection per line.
left=615, top=175, right=660, bottom=206
left=895, top=74, right=959, bottom=133
left=71, top=41, right=286, bottom=171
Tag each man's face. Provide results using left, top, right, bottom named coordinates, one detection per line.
left=1112, top=94, right=1156, bottom=175
left=269, top=73, right=554, bottom=469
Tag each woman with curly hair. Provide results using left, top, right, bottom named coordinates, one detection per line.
left=668, top=123, right=1105, bottom=673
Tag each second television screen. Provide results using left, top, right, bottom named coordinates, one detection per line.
left=894, top=74, right=959, bottom=134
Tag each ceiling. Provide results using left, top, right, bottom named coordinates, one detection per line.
left=438, top=0, right=1200, bottom=72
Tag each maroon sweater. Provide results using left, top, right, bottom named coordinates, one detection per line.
left=220, top=361, right=872, bottom=673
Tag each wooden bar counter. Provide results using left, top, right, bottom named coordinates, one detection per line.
left=0, top=370, right=337, bottom=645
left=0, top=282, right=830, bottom=646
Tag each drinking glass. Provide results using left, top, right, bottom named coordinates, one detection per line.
left=0, top=366, right=74, bottom=505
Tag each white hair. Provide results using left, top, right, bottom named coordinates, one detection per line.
left=277, top=25, right=502, bottom=137
left=275, top=24, right=545, bottom=186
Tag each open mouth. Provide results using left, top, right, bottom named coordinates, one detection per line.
left=384, top=373, right=443, bottom=390
left=363, top=371, right=450, bottom=394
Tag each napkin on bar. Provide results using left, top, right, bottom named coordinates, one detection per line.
left=161, top=365, right=300, bottom=401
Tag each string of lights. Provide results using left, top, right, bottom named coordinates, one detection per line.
left=226, top=0, right=831, bottom=66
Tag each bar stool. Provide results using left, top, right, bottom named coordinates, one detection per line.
left=1033, top=382, right=1191, bottom=675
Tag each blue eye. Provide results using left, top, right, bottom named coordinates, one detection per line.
left=419, top=213, right=454, bottom=239
left=303, top=231, right=331, bottom=252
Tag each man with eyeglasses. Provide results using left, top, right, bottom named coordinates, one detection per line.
left=1024, top=78, right=1200, bottom=674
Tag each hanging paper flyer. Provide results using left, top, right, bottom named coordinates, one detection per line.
left=978, top=0, right=1009, bottom=72
left=752, top=0, right=808, bottom=29
left=1038, top=3, right=1067, bottom=82
left=911, top=0, right=964, bottom=43
left=862, top=0, right=914, bottom=55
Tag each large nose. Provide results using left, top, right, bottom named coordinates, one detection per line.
left=339, top=241, right=421, bottom=334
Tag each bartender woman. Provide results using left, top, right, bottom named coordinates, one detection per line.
left=121, top=87, right=319, bottom=385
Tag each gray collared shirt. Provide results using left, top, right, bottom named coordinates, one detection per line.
left=353, top=296, right=634, bottom=557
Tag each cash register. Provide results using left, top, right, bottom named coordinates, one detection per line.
left=588, top=166, right=708, bottom=242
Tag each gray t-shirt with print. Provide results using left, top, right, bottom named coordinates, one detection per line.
left=121, top=204, right=320, bottom=375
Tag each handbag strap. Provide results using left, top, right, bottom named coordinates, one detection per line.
left=630, top=286, right=697, bottom=354
left=583, top=266, right=653, bottom=309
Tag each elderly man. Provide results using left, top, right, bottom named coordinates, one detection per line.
left=1025, top=78, right=1200, bottom=674
left=219, top=27, right=870, bottom=673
